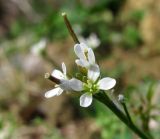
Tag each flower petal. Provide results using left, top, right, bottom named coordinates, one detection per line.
left=98, top=77, right=116, bottom=90
left=51, top=69, right=64, bottom=79
left=74, top=44, right=86, bottom=60
left=60, top=79, right=71, bottom=90
left=88, top=64, right=100, bottom=82
left=69, top=78, right=83, bottom=91
left=62, top=62, right=66, bottom=75
left=80, top=93, right=92, bottom=107
left=88, top=48, right=95, bottom=65
left=80, top=43, right=88, bottom=51
left=45, top=87, right=63, bottom=98
left=75, top=59, right=89, bottom=67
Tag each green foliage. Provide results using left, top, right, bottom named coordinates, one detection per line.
left=130, top=10, right=145, bottom=23
left=146, top=82, right=155, bottom=103
left=94, top=101, right=131, bottom=139
left=122, top=25, right=142, bottom=49
left=9, top=21, right=23, bottom=38
left=124, top=80, right=160, bottom=139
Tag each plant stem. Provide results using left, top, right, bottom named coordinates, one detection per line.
left=121, top=101, right=133, bottom=124
left=94, top=91, right=151, bottom=139
left=61, top=12, right=152, bottom=139
left=62, top=12, right=80, bottom=44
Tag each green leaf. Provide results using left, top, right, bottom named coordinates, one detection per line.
left=146, top=82, right=155, bottom=103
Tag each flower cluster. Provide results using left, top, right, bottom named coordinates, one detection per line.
left=45, top=43, right=116, bottom=107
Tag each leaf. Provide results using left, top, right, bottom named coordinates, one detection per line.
left=146, top=82, right=155, bottom=103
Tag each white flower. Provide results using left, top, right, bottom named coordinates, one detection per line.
left=74, top=43, right=96, bottom=68
left=87, top=33, right=100, bottom=49
left=69, top=65, right=116, bottom=107
left=79, top=33, right=100, bottom=49
left=31, top=39, right=46, bottom=55
left=45, top=63, right=71, bottom=98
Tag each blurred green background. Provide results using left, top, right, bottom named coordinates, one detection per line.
left=0, top=0, right=160, bottom=139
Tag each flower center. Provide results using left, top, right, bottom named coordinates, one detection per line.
left=83, top=79, right=99, bottom=94
left=84, top=50, right=88, bottom=61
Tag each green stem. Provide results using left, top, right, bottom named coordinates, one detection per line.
left=62, top=12, right=80, bottom=44
left=94, top=91, right=151, bottom=139
left=121, top=101, right=133, bottom=124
